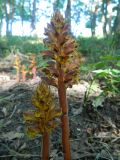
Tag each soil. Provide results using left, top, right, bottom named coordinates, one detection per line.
left=0, top=71, right=120, bottom=160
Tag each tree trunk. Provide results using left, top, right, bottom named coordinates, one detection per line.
left=31, top=0, right=37, bottom=32
left=42, top=132, right=49, bottom=160
left=10, top=0, right=15, bottom=35
left=90, top=0, right=99, bottom=37
left=91, top=13, right=96, bottom=37
left=4, top=0, right=13, bottom=36
left=58, top=67, right=71, bottom=160
left=113, top=0, right=120, bottom=33
left=113, top=0, right=120, bottom=48
left=65, top=0, right=71, bottom=34
left=102, top=0, right=108, bottom=37
left=0, top=19, right=3, bottom=36
left=20, top=0, right=25, bottom=35
left=0, top=2, right=3, bottom=36
left=107, top=0, right=112, bottom=34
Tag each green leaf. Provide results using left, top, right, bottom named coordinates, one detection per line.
left=116, top=61, right=120, bottom=67
left=111, top=69, right=120, bottom=75
left=100, top=55, right=120, bottom=61
left=93, top=69, right=110, bottom=78
left=92, top=96, right=105, bottom=108
left=94, top=62, right=106, bottom=69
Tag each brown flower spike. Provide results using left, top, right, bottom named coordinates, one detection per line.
left=29, top=54, right=37, bottom=79
left=42, top=12, right=81, bottom=160
left=24, top=81, right=61, bottom=160
left=21, top=64, right=27, bottom=82
left=13, top=55, right=21, bottom=82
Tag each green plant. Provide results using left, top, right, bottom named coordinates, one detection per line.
left=24, top=82, right=61, bottom=160
left=0, top=37, right=9, bottom=57
left=93, top=68, right=120, bottom=95
left=0, top=36, right=45, bottom=57
left=83, top=78, right=105, bottom=109
left=76, top=36, right=114, bottom=63
left=83, top=55, right=120, bottom=109
left=92, top=55, right=120, bottom=96
left=41, top=11, right=80, bottom=160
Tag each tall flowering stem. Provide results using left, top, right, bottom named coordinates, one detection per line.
left=41, top=12, right=81, bottom=160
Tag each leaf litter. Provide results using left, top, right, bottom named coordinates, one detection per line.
left=0, top=78, right=120, bottom=160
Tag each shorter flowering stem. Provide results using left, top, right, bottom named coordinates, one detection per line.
left=24, top=82, right=61, bottom=160
left=42, top=132, right=49, bottom=160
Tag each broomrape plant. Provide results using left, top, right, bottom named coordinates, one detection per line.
left=24, top=11, right=81, bottom=160
left=24, top=82, right=61, bottom=160
left=41, top=11, right=81, bottom=160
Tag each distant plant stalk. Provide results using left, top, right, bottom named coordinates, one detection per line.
left=13, top=55, right=21, bottom=82
left=29, top=54, right=37, bottom=79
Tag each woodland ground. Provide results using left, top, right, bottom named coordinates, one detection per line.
left=0, top=55, right=120, bottom=160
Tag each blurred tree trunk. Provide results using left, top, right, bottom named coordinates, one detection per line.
left=0, top=19, right=3, bottom=36
left=65, top=0, right=71, bottom=34
left=107, top=0, right=112, bottom=35
left=5, top=0, right=11, bottom=36
left=91, top=12, right=96, bottom=37
left=20, top=0, right=25, bottom=33
left=113, top=0, right=120, bottom=33
left=4, top=0, right=15, bottom=36
left=10, top=0, right=15, bottom=35
left=101, top=0, right=108, bottom=37
left=101, top=0, right=113, bottom=36
left=31, top=0, right=37, bottom=32
left=0, top=1, right=4, bottom=36
left=113, top=0, right=120, bottom=48
left=91, top=0, right=99, bottom=37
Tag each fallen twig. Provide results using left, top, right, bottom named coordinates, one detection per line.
left=97, top=111, right=117, bottom=129
left=8, top=104, right=17, bottom=119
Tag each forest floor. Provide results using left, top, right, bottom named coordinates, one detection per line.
left=0, top=64, right=120, bottom=160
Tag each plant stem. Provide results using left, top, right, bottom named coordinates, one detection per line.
left=16, top=69, right=20, bottom=82
left=58, top=68, right=71, bottom=160
left=42, top=132, right=49, bottom=160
